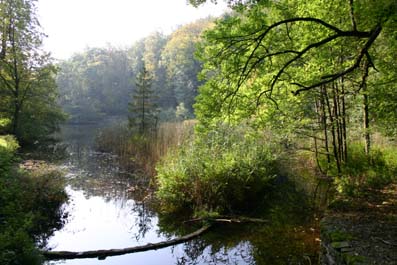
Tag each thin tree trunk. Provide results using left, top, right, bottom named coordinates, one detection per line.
left=361, top=61, right=370, bottom=155
left=363, top=85, right=370, bottom=155
left=314, top=95, right=325, bottom=174
left=324, top=85, right=341, bottom=174
left=10, top=23, right=21, bottom=136
left=12, top=100, right=19, bottom=135
left=320, top=86, right=331, bottom=164
left=341, top=77, right=347, bottom=161
left=332, top=82, right=343, bottom=164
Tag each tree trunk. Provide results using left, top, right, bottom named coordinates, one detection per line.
left=324, top=85, right=341, bottom=174
left=12, top=100, right=20, bottom=135
left=341, top=77, right=347, bottom=161
left=361, top=61, right=371, bottom=155
left=320, top=86, right=331, bottom=164
left=363, top=86, right=370, bottom=155
left=42, top=225, right=211, bottom=260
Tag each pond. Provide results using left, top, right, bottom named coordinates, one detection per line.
left=45, top=124, right=319, bottom=265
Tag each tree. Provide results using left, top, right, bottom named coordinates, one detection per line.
left=142, top=32, right=174, bottom=110
left=0, top=0, right=65, bottom=144
left=194, top=0, right=397, bottom=174
left=57, top=47, right=132, bottom=122
left=161, top=18, right=214, bottom=116
left=128, top=63, right=158, bottom=134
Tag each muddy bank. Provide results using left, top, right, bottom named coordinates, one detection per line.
left=320, top=184, right=397, bottom=264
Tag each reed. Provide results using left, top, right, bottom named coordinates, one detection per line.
left=95, top=120, right=196, bottom=177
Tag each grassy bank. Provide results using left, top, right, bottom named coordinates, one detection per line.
left=0, top=135, right=67, bottom=265
left=96, top=119, right=397, bottom=219
left=154, top=122, right=397, bottom=216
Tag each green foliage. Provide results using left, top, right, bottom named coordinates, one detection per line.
left=128, top=63, right=158, bottom=134
left=57, top=47, right=132, bottom=122
left=0, top=226, right=43, bottom=265
left=0, top=0, right=66, bottom=145
left=162, top=18, right=214, bottom=115
left=332, top=144, right=397, bottom=195
left=0, top=135, right=19, bottom=175
left=57, top=19, right=215, bottom=124
left=192, top=0, right=397, bottom=205
left=0, top=118, right=11, bottom=134
left=156, top=124, right=279, bottom=214
left=0, top=137, right=67, bottom=265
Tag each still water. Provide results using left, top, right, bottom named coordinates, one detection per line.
left=45, top=124, right=318, bottom=265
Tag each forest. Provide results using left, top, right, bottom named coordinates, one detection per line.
left=1, top=0, right=396, bottom=264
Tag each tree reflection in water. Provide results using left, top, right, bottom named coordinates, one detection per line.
left=45, top=124, right=319, bottom=265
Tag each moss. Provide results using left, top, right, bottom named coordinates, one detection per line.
left=342, top=252, right=367, bottom=265
left=329, top=230, right=354, bottom=242
left=320, top=220, right=354, bottom=243
left=331, top=241, right=350, bottom=249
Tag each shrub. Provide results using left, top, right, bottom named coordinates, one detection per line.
left=156, top=124, right=280, bottom=214
left=0, top=137, right=67, bottom=265
left=334, top=143, right=396, bottom=195
left=0, top=135, right=19, bottom=175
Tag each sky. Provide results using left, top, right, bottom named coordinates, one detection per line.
left=37, top=0, right=229, bottom=60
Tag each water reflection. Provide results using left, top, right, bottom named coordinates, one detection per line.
left=45, top=124, right=318, bottom=265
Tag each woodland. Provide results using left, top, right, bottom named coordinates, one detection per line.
left=0, top=0, right=396, bottom=264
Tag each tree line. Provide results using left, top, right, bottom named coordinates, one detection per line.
left=57, top=18, right=214, bottom=131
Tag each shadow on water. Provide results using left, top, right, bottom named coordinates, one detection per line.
left=44, top=123, right=319, bottom=265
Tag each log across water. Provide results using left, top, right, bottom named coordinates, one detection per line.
left=43, top=225, right=212, bottom=260
left=43, top=216, right=270, bottom=261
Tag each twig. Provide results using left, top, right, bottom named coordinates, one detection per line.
left=372, top=237, right=397, bottom=247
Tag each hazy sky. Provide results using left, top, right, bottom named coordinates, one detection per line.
left=37, top=0, right=228, bottom=60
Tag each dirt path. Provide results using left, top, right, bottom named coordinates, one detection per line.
left=322, top=183, right=397, bottom=264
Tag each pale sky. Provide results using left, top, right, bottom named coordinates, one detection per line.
left=37, top=0, right=228, bottom=60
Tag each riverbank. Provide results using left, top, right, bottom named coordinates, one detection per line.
left=0, top=136, right=68, bottom=265
left=321, top=183, right=397, bottom=264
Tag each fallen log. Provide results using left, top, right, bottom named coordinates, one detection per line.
left=184, top=216, right=269, bottom=224
left=42, top=225, right=211, bottom=260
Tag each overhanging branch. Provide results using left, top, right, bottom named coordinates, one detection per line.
left=292, top=24, right=381, bottom=95
left=216, top=16, right=374, bottom=107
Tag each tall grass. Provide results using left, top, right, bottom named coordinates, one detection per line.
left=95, top=120, right=196, bottom=177
left=156, top=124, right=281, bottom=214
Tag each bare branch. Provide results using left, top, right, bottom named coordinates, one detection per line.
left=211, top=15, right=381, bottom=114
left=270, top=33, right=340, bottom=92
left=257, top=17, right=370, bottom=37
left=292, top=24, right=381, bottom=95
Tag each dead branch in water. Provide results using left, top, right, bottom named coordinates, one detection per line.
left=183, top=216, right=269, bottom=224
left=42, top=225, right=211, bottom=261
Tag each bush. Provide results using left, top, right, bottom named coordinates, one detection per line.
left=0, top=135, right=19, bottom=175
left=156, top=124, right=280, bottom=214
left=0, top=225, right=43, bottom=265
left=334, top=143, right=397, bottom=195
left=0, top=136, right=67, bottom=265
